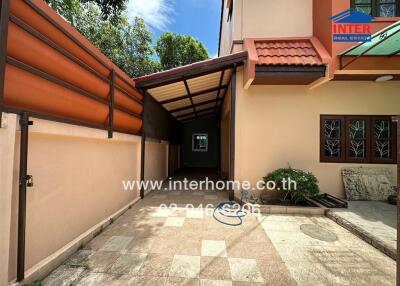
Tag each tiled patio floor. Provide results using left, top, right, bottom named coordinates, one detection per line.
left=260, top=214, right=396, bottom=286
left=42, top=191, right=396, bottom=286
left=330, top=201, right=396, bottom=253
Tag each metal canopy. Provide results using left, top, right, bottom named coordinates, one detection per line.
left=135, top=52, right=247, bottom=123
left=340, top=21, right=400, bottom=68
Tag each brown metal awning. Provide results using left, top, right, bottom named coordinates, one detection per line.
left=134, top=52, right=247, bottom=122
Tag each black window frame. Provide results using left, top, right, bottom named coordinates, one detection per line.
left=227, top=0, right=233, bottom=22
left=351, top=0, right=400, bottom=17
left=320, top=115, right=397, bottom=164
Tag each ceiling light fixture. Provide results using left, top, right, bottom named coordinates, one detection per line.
left=375, top=75, right=394, bottom=82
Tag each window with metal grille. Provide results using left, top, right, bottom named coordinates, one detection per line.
left=192, top=133, right=208, bottom=152
left=320, top=115, right=397, bottom=163
left=351, top=0, right=400, bottom=17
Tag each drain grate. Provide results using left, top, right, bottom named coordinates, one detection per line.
left=300, top=224, right=338, bottom=242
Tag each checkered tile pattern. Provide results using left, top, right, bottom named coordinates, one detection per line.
left=42, top=191, right=295, bottom=286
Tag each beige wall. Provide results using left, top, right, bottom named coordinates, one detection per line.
left=241, top=0, right=313, bottom=38
left=144, top=139, right=168, bottom=186
left=219, top=0, right=234, bottom=56
left=235, top=68, right=399, bottom=198
left=6, top=118, right=141, bottom=282
left=219, top=0, right=313, bottom=55
left=0, top=114, right=18, bottom=286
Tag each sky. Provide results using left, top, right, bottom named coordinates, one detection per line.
left=126, top=0, right=221, bottom=57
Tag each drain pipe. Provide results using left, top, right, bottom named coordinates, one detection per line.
left=17, top=112, right=33, bottom=282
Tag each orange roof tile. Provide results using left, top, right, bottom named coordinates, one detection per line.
left=255, top=39, right=325, bottom=66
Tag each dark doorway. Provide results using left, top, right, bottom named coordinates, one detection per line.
left=181, top=115, right=219, bottom=169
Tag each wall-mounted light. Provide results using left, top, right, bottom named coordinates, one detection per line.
left=375, top=75, right=394, bottom=82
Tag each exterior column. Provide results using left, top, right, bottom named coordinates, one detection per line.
left=229, top=66, right=237, bottom=201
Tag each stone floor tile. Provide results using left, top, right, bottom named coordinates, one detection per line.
left=231, top=282, right=264, bottom=286
left=175, top=238, right=202, bottom=256
left=164, top=217, right=185, bottom=227
left=200, top=257, right=231, bottom=280
left=256, top=260, right=297, bottom=286
left=226, top=241, right=281, bottom=260
left=127, top=237, right=154, bottom=253
left=87, top=251, right=120, bottom=273
left=99, top=236, right=133, bottom=252
left=130, top=275, right=168, bottom=286
left=65, top=250, right=93, bottom=267
left=201, top=240, right=227, bottom=257
left=228, top=258, right=264, bottom=283
left=166, top=277, right=200, bottom=286
left=75, top=273, right=135, bottom=286
left=149, top=237, right=178, bottom=254
left=42, top=265, right=85, bottom=286
left=152, top=208, right=176, bottom=218
left=186, top=209, right=205, bottom=219
left=96, top=273, right=135, bottom=286
left=138, top=253, right=174, bottom=277
left=74, top=272, right=103, bottom=286
left=153, top=194, right=168, bottom=199
left=109, top=252, right=147, bottom=275
left=169, top=255, right=201, bottom=278
left=200, top=279, right=233, bottom=286
left=204, top=195, right=218, bottom=200
left=84, top=235, right=112, bottom=251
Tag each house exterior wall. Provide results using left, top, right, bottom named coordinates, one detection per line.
left=234, top=68, right=399, bottom=199
left=144, top=140, right=169, bottom=185
left=219, top=0, right=235, bottom=55
left=4, top=116, right=142, bottom=282
left=0, top=114, right=18, bottom=286
left=241, top=0, right=313, bottom=39
left=219, top=0, right=313, bottom=56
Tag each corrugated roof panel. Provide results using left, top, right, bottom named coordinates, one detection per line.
left=192, top=91, right=219, bottom=104
left=341, top=21, right=400, bottom=56
left=172, top=109, right=194, bottom=117
left=196, top=102, right=217, bottom=111
left=163, top=98, right=192, bottom=111
left=222, top=69, right=232, bottom=85
left=187, top=71, right=222, bottom=93
left=148, top=81, right=187, bottom=101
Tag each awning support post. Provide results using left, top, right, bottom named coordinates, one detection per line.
left=140, top=91, right=147, bottom=199
left=108, top=70, right=115, bottom=138
left=17, top=112, right=33, bottom=282
left=229, top=65, right=237, bottom=201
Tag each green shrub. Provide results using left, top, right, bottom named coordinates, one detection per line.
left=263, top=167, right=320, bottom=202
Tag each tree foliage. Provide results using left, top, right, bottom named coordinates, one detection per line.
left=46, top=1, right=210, bottom=76
left=46, top=0, right=126, bottom=19
left=47, top=0, right=159, bottom=77
left=155, top=32, right=209, bottom=70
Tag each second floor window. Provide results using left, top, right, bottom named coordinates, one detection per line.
left=352, top=0, right=399, bottom=17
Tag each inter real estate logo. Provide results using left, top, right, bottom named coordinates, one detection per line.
left=329, top=8, right=374, bottom=42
